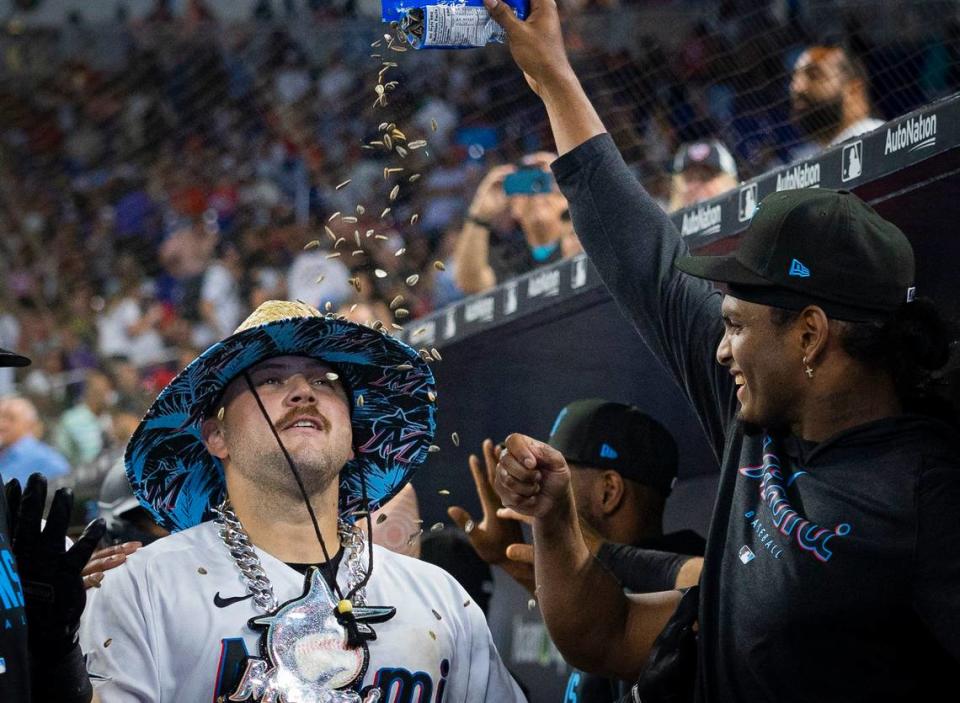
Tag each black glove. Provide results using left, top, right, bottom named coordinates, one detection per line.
left=6, top=473, right=106, bottom=703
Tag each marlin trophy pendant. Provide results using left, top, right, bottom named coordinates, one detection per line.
left=226, top=567, right=395, bottom=703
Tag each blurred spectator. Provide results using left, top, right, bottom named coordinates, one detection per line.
left=368, top=483, right=423, bottom=559
left=0, top=396, right=70, bottom=485
left=98, top=457, right=170, bottom=546
left=53, top=370, right=114, bottom=466
left=669, top=139, right=739, bottom=211
left=455, top=155, right=579, bottom=294
left=789, top=45, right=885, bottom=157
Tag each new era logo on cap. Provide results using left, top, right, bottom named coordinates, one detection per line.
left=599, top=443, right=619, bottom=460
left=788, top=259, right=810, bottom=278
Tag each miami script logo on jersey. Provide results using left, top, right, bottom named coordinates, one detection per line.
left=226, top=567, right=395, bottom=702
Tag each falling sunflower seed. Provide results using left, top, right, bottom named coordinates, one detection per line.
left=434, top=260, right=446, bottom=271
left=350, top=304, right=358, bottom=312
left=380, top=207, right=391, bottom=219
left=383, top=134, right=393, bottom=150
left=395, top=247, right=406, bottom=257
left=396, top=363, right=413, bottom=370
left=303, top=239, right=321, bottom=250
left=408, top=140, right=428, bottom=149
left=325, top=301, right=333, bottom=312
left=396, top=146, right=408, bottom=158
left=316, top=275, right=326, bottom=283
left=365, top=228, right=375, bottom=238
left=406, top=274, right=420, bottom=286
left=324, top=225, right=336, bottom=240
left=104, top=638, right=113, bottom=648
left=217, top=407, right=225, bottom=420
left=326, top=252, right=341, bottom=259
left=354, top=230, right=362, bottom=247
left=427, top=390, right=437, bottom=402
left=374, top=269, right=387, bottom=279
left=527, top=598, right=537, bottom=611
left=372, top=320, right=384, bottom=330
left=463, top=599, right=471, bottom=608
left=376, top=513, right=388, bottom=524
left=431, top=118, right=438, bottom=131
left=391, top=323, right=404, bottom=331
left=408, top=173, right=421, bottom=182
left=357, top=394, right=364, bottom=406
left=410, top=214, right=419, bottom=225
left=352, top=249, right=365, bottom=257
left=432, top=609, right=443, bottom=621
left=356, top=205, right=365, bottom=215
left=394, top=308, right=409, bottom=319
left=431, top=348, right=443, bottom=361
left=374, top=234, right=389, bottom=240
left=385, top=167, right=404, bottom=176
left=326, top=372, right=339, bottom=381
left=428, top=630, right=437, bottom=641
left=391, top=128, right=406, bottom=140
left=430, top=523, right=444, bottom=533
left=451, top=432, right=460, bottom=447
left=389, top=185, right=400, bottom=201
left=437, top=488, right=450, bottom=495
left=389, top=295, right=404, bottom=310
left=197, top=566, right=207, bottom=575
left=335, top=180, right=351, bottom=190
left=464, top=518, right=475, bottom=533
left=429, top=445, right=441, bottom=453
left=328, top=211, right=341, bottom=221
left=342, top=215, right=358, bottom=224
left=334, top=237, right=345, bottom=249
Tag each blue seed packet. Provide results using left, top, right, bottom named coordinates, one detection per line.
left=381, top=0, right=529, bottom=49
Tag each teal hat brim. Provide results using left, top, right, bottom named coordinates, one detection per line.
left=125, top=316, right=436, bottom=533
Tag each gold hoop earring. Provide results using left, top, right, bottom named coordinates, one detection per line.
left=802, top=356, right=814, bottom=379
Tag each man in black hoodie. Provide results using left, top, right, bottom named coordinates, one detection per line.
left=484, top=0, right=960, bottom=700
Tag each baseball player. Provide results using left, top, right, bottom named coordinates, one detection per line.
left=80, top=300, right=524, bottom=702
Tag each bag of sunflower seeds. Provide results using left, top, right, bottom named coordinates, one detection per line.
left=381, top=0, right=529, bottom=49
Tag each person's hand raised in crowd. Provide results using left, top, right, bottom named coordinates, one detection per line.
left=448, top=439, right=536, bottom=593
left=81, top=541, right=142, bottom=589
left=467, top=164, right=516, bottom=223
left=495, top=433, right=572, bottom=519
left=483, top=0, right=573, bottom=97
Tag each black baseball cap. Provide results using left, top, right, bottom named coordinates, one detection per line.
left=0, top=347, right=30, bottom=368
left=548, top=399, right=678, bottom=496
left=675, top=188, right=915, bottom=322
left=673, top=139, right=738, bottom=180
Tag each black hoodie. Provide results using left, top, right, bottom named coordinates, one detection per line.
left=552, top=134, right=960, bottom=702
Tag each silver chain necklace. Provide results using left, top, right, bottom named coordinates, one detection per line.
left=214, top=499, right=369, bottom=613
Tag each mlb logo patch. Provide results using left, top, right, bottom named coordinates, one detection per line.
left=738, top=184, right=758, bottom=222
left=841, top=140, right=863, bottom=182
left=738, top=546, right=756, bottom=564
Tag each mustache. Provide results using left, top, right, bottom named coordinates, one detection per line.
left=275, top=408, right=330, bottom=432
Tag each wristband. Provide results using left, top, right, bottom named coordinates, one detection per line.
left=465, top=215, right=493, bottom=230
left=596, top=542, right=693, bottom=593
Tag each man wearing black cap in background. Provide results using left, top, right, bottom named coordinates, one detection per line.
left=483, top=1, right=960, bottom=700
left=0, top=346, right=106, bottom=703
left=668, top=140, right=739, bottom=213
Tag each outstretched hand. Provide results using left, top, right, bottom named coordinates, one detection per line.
left=448, top=439, right=536, bottom=592
left=483, top=0, right=573, bottom=96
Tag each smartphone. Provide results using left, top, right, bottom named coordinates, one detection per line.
left=503, top=169, right=553, bottom=195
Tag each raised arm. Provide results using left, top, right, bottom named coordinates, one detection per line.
left=495, top=433, right=681, bottom=679
left=485, top=0, right=735, bottom=454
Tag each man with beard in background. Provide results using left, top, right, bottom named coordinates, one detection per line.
left=790, top=45, right=884, bottom=157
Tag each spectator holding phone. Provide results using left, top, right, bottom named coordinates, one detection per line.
left=455, top=153, right=581, bottom=294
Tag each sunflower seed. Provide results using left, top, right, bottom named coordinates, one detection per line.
left=464, top=518, right=475, bottom=532
left=303, top=239, right=321, bottom=250
left=391, top=129, right=406, bottom=140
left=451, top=432, right=460, bottom=447
left=370, top=53, right=381, bottom=59
left=527, top=598, right=537, bottom=611
left=324, top=225, right=336, bottom=240
left=427, top=391, right=437, bottom=402
left=375, top=84, right=385, bottom=95
left=325, top=301, right=333, bottom=312
left=374, top=234, right=388, bottom=240
left=217, top=407, right=225, bottom=421
left=431, top=608, right=443, bottom=621
left=374, top=269, right=387, bottom=278
left=391, top=323, right=403, bottom=331
left=354, top=230, right=362, bottom=247
left=463, top=600, right=471, bottom=608
left=395, top=363, right=413, bottom=370
left=372, top=320, right=384, bottom=330
left=356, top=205, right=365, bottom=215
left=348, top=277, right=360, bottom=292
left=418, top=349, right=432, bottom=361
left=389, top=185, right=400, bottom=201
left=430, top=118, right=438, bottom=132
left=408, top=140, right=427, bottom=149
left=376, top=512, right=388, bottom=524
left=380, top=207, right=391, bottom=219
left=433, top=260, right=446, bottom=271
left=431, top=347, right=442, bottom=361
left=385, top=167, right=404, bottom=176
left=389, top=295, right=404, bottom=310
left=352, top=249, right=365, bottom=256
left=429, top=445, right=441, bottom=453
left=365, top=229, right=374, bottom=238
left=335, top=180, right=351, bottom=190
left=326, top=252, right=341, bottom=259
left=104, top=638, right=113, bottom=647
left=430, top=523, right=444, bottom=533
left=408, top=173, right=421, bottom=182
left=437, top=488, right=450, bottom=495
left=396, top=146, right=408, bottom=158
left=316, top=275, right=326, bottom=284
left=342, top=215, right=358, bottom=224
left=334, top=237, right=345, bottom=249
left=383, top=134, right=393, bottom=150
left=369, top=140, right=384, bottom=147
left=406, top=274, right=420, bottom=286
left=410, top=214, right=419, bottom=225
left=371, top=39, right=382, bottom=47
left=394, top=308, right=409, bottom=318
left=395, top=247, right=405, bottom=257
left=328, top=211, right=341, bottom=221
left=350, top=304, right=358, bottom=313
left=428, top=630, right=437, bottom=640
left=413, top=326, right=427, bottom=336
left=325, top=372, right=339, bottom=381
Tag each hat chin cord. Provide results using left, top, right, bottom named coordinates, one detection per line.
left=240, top=371, right=374, bottom=647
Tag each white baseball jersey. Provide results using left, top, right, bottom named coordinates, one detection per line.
left=80, top=521, right=524, bottom=702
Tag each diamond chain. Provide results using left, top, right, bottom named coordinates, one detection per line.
left=214, top=499, right=368, bottom=613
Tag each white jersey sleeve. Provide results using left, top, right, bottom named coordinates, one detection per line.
left=80, top=554, right=162, bottom=701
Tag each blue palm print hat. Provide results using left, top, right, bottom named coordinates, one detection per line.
left=125, top=300, right=437, bottom=533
